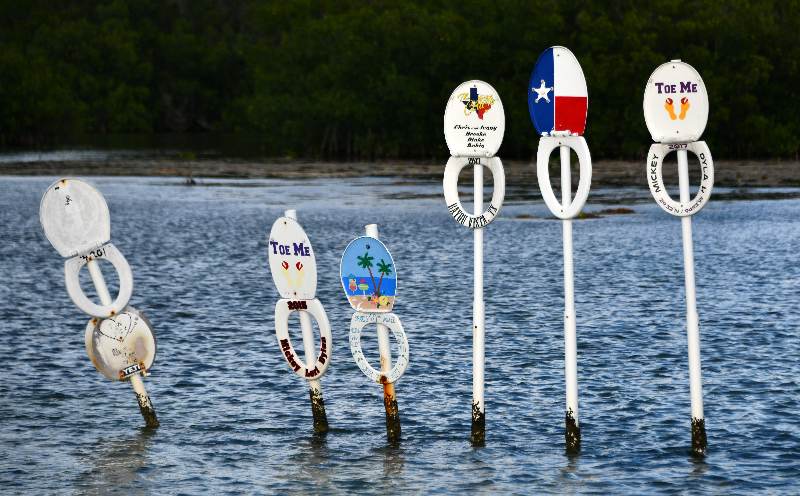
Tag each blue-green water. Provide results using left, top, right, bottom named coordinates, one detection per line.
left=0, top=175, right=798, bottom=494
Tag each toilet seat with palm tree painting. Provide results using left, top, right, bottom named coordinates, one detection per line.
left=340, top=236, right=397, bottom=313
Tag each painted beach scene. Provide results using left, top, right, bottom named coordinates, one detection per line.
left=340, top=236, right=397, bottom=313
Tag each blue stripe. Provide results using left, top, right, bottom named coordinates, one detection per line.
left=528, top=47, right=555, bottom=135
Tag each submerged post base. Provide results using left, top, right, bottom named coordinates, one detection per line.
left=383, top=389, right=401, bottom=442
left=135, top=392, right=160, bottom=428
left=471, top=402, right=485, bottom=446
left=691, top=417, right=707, bottom=456
left=309, top=388, right=329, bottom=434
left=565, top=409, right=581, bottom=454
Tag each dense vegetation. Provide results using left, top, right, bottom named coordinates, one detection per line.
left=1, top=0, right=798, bottom=160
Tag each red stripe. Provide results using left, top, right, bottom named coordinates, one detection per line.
left=554, top=96, right=587, bottom=135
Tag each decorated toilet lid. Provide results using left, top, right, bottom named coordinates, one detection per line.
left=643, top=60, right=709, bottom=143
left=268, top=216, right=318, bottom=300
left=84, top=307, right=156, bottom=381
left=40, top=178, right=111, bottom=258
left=444, top=80, right=505, bottom=157
left=528, top=46, right=588, bottom=136
left=340, top=236, right=397, bottom=313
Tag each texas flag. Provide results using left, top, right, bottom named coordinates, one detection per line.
left=528, top=46, right=588, bottom=136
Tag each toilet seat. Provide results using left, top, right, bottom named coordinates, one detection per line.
left=536, top=135, right=592, bottom=219
left=274, top=298, right=332, bottom=380
left=65, top=243, right=133, bottom=318
left=442, top=156, right=505, bottom=229
left=40, top=178, right=111, bottom=258
left=647, top=141, right=714, bottom=217
left=84, top=306, right=156, bottom=381
left=349, top=312, right=409, bottom=384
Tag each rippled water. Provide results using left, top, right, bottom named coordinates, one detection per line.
left=1, top=175, right=798, bottom=494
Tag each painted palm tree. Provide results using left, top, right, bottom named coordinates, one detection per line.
left=356, top=252, right=377, bottom=295
left=375, top=259, right=393, bottom=297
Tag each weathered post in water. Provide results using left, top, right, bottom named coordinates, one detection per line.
left=443, top=81, right=506, bottom=446
left=528, top=46, right=593, bottom=454
left=39, top=178, right=160, bottom=427
left=340, top=227, right=409, bottom=442
left=267, top=210, right=332, bottom=434
left=643, top=60, right=714, bottom=456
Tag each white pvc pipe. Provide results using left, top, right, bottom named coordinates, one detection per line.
left=285, top=209, right=323, bottom=400
left=473, top=162, right=485, bottom=421
left=365, top=224, right=394, bottom=375
left=560, top=145, right=579, bottom=426
left=677, top=150, right=704, bottom=422
left=87, top=258, right=157, bottom=423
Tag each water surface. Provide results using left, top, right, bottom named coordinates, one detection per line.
left=0, top=176, right=798, bottom=494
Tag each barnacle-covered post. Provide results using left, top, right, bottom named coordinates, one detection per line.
left=643, top=60, right=714, bottom=456
left=443, top=81, right=506, bottom=445
left=267, top=210, right=332, bottom=434
left=40, top=178, right=159, bottom=427
left=529, top=46, right=593, bottom=453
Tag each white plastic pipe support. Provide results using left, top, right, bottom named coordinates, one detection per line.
left=86, top=257, right=157, bottom=426
left=473, top=160, right=486, bottom=427
left=678, top=149, right=705, bottom=423
left=364, top=223, right=396, bottom=379
left=561, top=145, right=580, bottom=429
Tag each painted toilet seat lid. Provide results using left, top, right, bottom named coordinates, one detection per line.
left=444, top=80, right=505, bottom=157
left=85, top=307, right=156, bottom=381
left=268, top=216, right=318, bottom=300
left=528, top=46, right=588, bottom=136
left=643, top=60, right=709, bottom=143
left=340, top=236, right=397, bottom=313
left=40, top=178, right=111, bottom=258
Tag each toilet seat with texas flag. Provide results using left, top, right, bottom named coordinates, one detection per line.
left=529, top=46, right=593, bottom=219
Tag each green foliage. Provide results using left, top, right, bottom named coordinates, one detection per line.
left=0, top=0, right=797, bottom=158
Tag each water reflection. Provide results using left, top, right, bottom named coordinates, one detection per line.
left=287, top=433, right=332, bottom=488
left=689, top=452, right=710, bottom=478
left=75, top=427, right=155, bottom=494
left=382, top=443, right=405, bottom=477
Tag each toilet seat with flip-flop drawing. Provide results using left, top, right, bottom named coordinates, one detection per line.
left=643, top=60, right=714, bottom=216
left=268, top=216, right=332, bottom=380
left=40, top=178, right=133, bottom=318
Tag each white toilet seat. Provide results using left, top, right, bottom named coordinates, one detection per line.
left=442, top=156, right=505, bottom=229
left=274, top=298, right=332, bottom=380
left=647, top=141, right=714, bottom=217
left=65, top=243, right=133, bottom=318
left=84, top=306, right=156, bottom=381
left=349, top=312, right=409, bottom=384
left=536, top=135, right=592, bottom=219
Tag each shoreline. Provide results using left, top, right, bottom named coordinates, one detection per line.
left=1, top=158, right=799, bottom=187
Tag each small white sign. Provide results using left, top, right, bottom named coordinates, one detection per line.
left=268, top=217, right=318, bottom=300
left=643, top=60, right=709, bottom=143
left=443, top=80, right=505, bottom=157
